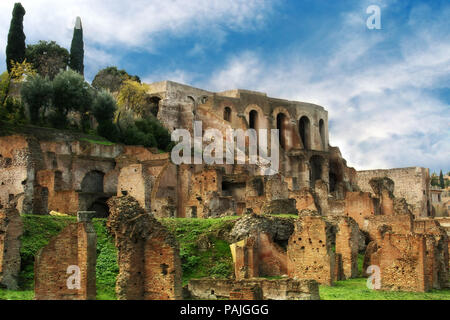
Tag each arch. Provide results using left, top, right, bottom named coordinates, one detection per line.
left=223, top=106, right=232, bottom=122
left=81, top=170, right=105, bottom=193
left=319, top=119, right=326, bottom=150
left=149, top=96, right=161, bottom=118
left=88, top=197, right=110, bottom=218
left=299, top=116, right=311, bottom=150
left=309, top=156, right=323, bottom=188
left=249, top=110, right=258, bottom=130
left=276, top=113, right=288, bottom=149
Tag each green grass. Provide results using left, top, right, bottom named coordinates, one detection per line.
left=79, top=137, right=115, bottom=146
left=0, top=289, right=34, bottom=300
left=320, top=278, right=450, bottom=300
left=17, top=214, right=118, bottom=300
left=161, top=217, right=238, bottom=286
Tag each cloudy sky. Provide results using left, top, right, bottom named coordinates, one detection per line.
left=0, top=0, right=448, bottom=173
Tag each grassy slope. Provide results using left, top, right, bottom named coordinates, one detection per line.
left=1, top=215, right=449, bottom=300
left=320, top=278, right=450, bottom=300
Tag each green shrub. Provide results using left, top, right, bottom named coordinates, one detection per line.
left=20, top=75, right=53, bottom=124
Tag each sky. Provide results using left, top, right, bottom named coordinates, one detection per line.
left=0, top=0, right=448, bottom=174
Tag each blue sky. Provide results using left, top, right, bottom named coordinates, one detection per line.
left=0, top=0, right=448, bottom=174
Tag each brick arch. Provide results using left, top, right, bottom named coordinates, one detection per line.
left=272, top=107, right=292, bottom=150
left=244, top=104, right=268, bottom=131
left=298, top=115, right=312, bottom=150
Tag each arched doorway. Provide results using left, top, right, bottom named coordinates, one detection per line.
left=249, top=110, right=258, bottom=130
left=319, top=119, right=326, bottom=150
left=299, top=116, right=311, bottom=150
left=88, top=197, right=110, bottom=218
left=277, top=113, right=288, bottom=149
left=310, top=156, right=323, bottom=188
left=224, top=107, right=232, bottom=122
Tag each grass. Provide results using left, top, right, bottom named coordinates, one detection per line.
left=320, top=278, right=450, bottom=300
left=79, top=137, right=115, bottom=146
left=6, top=214, right=450, bottom=301
left=161, top=217, right=238, bottom=286
left=16, top=214, right=118, bottom=300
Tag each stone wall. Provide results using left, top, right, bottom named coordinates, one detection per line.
left=287, top=216, right=335, bottom=285
left=34, top=212, right=97, bottom=300
left=107, top=196, right=182, bottom=300
left=356, top=167, right=430, bottom=218
left=187, top=278, right=320, bottom=300
left=0, top=207, right=23, bottom=290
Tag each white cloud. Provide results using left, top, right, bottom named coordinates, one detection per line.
left=198, top=3, right=450, bottom=172
left=0, top=0, right=273, bottom=48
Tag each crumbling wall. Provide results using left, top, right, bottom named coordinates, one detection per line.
left=327, top=216, right=360, bottom=279
left=344, top=192, right=380, bottom=228
left=107, top=196, right=182, bottom=300
left=287, top=216, right=335, bottom=285
left=375, top=233, right=428, bottom=292
left=356, top=167, right=430, bottom=218
left=188, top=278, right=320, bottom=300
left=34, top=212, right=97, bottom=300
left=0, top=207, right=23, bottom=290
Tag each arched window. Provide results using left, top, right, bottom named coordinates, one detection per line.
left=81, top=171, right=105, bottom=193
left=249, top=110, right=258, bottom=130
left=277, top=113, right=288, bottom=149
left=310, top=156, right=323, bottom=188
left=224, top=107, right=232, bottom=122
left=319, top=119, right=326, bottom=150
left=299, top=116, right=311, bottom=150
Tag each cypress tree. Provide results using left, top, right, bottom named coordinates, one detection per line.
left=6, top=3, right=26, bottom=73
left=69, top=17, right=84, bottom=75
left=439, top=170, right=445, bottom=189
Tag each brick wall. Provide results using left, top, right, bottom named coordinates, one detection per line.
left=356, top=167, right=430, bottom=217
left=287, top=216, right=335, bottom=285
left=34, top=212, right=97, bottom=300
left=0, top=207, right=23, bottom=290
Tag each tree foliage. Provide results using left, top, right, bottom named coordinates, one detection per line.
left=20, top=75, right=53, bottom=123
left=6, top=3, right=26, bottom=73
left=439, top=170, right=445, bottom=189
left=9, top=59, right=37, bottom=81
left=26, top=41, right=69, bottom=79
left=92, top=66, right=140, bottom=93
left=69, top=17, right=84, bottom=75
left=117, top=79, right=153, bottom=118
left=52, top=70, right=92, bottom=127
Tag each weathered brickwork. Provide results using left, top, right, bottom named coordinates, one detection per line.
left=107, top=196, right=182, bottom=300
left=287, top=216, right=335, bottom=285
left=34, top=212, right=97, bottom=300
left=188, top=278, right=320, bottom=300
left=356, top=167, right=431, bottom=218
left=0, top=207, right=23, bottom=290
left=231, top=232, right=287, bottom=280
left=333, top=217, right=360, bottom=279
left=375, top=233, right=428, bottom=292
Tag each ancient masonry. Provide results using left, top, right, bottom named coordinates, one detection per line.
left=0, top=207, right=23, bottom=290
left=34, top=211, right=97, bottom=300
left=106, top=196, right=182, bottom=300
left=1, top=80, right=449, bottom=299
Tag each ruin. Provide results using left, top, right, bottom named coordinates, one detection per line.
left=0, top=207, right=23, bottom=290
left=34, top=211, right=97, bottom=300
left=106, top=196, right=182, bottom=300
left=0, top=80, right=449, bottom=299
left=187, top=278, right=320, bottom=300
